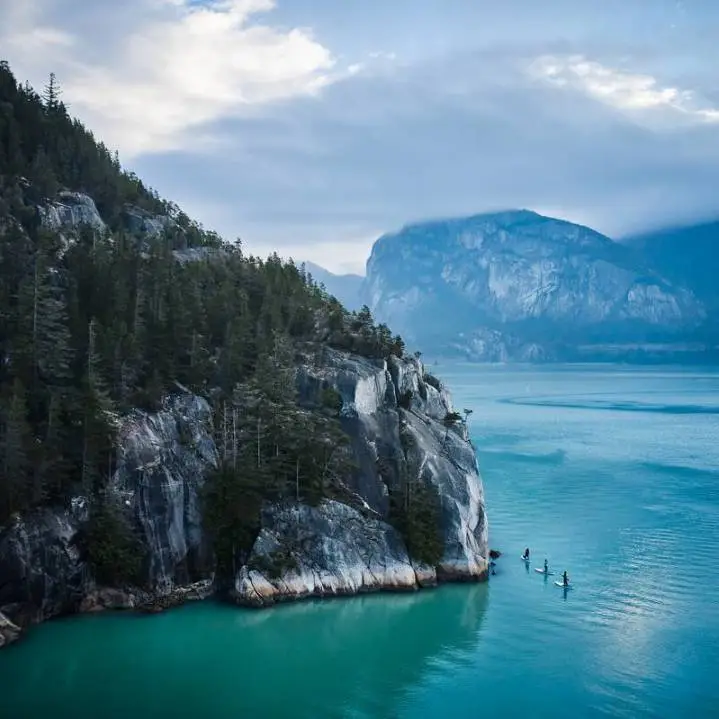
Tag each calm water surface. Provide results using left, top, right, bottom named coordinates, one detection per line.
left=2, top=365, right=718, bottom=718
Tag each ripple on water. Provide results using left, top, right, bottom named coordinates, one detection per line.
left=3, top=366, right=719, bottom=719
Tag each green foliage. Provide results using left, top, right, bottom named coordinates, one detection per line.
left=248, top=546, right=299, bottom=580
left=201, top=462, right=264, bottom=576
left=443, top=411, right=463, bottom=426
left=0, top=62, right=400, bottom=530
left=397, top=390, right=413, bottom=410
left=390, top=421, right=444, bottom=566
left=0, top=379, right=33, bottom=518
left=389, top=480, right=444, bottom=567
left=0, top=58, right=404, bottom=597
left=203, top=358, right=356, bottom=577
left=320, top=386, right=343, bottom=415
left=80, top=497, right=146, bottom=586
left=324, top=303, right=405, bottom=360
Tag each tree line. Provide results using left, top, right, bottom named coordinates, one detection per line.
left=0, top=62, right=446, bottom=581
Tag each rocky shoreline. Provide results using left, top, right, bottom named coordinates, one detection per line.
left=0, top=351, right=489, bottom=649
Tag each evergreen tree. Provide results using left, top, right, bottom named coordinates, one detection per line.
left=0, top=60, right=422, bottom=580
left=0, top=378, right=33, bottom=520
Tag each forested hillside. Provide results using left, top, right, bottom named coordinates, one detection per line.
left=0, top=62, right=408, bottom=580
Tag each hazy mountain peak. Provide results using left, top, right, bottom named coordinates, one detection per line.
left=361, top=210, right=710, bottom=362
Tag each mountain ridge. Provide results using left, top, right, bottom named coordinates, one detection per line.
left=0, top=61, right=488, bottom=647
left=311, top=210, right=715, bottom=362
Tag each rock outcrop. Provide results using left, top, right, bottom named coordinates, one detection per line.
left=0, top=392, right=218, bottom=639
left=0, top=353, right=488, bottom=641
left=38, top=191, right=174, bottom=243
left=39, top=190, right=107, bottom=233
left=232, top=349, right=488, bottom=605
left=0, top=611, right=21, bottom=647
left=360, top=210, right=708, bottom=361
left=123, top=205, right=174, bottom=237
left=113, top=392, right=217, bottom=592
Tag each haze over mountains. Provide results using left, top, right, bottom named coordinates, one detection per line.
left=307, top=211, right=718, bottom=362
left=303, top=261, right=363, bottom=313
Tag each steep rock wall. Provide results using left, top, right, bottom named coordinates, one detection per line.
left=232, top=349, right=488, bottom=605
left=0, top=392, right=217, bottom=644
left=0, top=353, right=488, bottom=644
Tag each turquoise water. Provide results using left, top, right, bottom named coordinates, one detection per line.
left=2, top=365, right=718, bottom=718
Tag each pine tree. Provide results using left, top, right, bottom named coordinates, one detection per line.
left=0, top=59, right=413, bottom=573
left=41, top=73, right=62, bottom=111
left=0, top=378, right=33, bottom=519
left=80, top=318, right=116, bottom=495
left=38, top=389, right=74, bottom=501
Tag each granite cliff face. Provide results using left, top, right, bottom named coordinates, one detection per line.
left=234, top=350, right=487, bottom=606
left=361, top=210, right=709, bottom=361
left=0, top=393, right=218, bottom=646
left=0, top=352, right=487, bottom=645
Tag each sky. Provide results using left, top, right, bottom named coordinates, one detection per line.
left=1, top=0, right=718, bottom=274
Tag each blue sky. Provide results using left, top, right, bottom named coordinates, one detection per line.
left=1, top=0, right=718, bottom=273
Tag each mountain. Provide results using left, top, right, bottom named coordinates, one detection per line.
left=623, top=220, right=719, bottom=313
left=303, top=261, right=363, bottom=310
left=0, top=62, right=487, bottom=646
left=362, top=210, right=713, bottom=362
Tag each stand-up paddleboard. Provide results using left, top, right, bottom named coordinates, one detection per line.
left=534, top=567, right=554, bottom=575
left=554, top=581, right=572, bottom=589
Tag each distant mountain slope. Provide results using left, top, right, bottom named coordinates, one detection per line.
left=303, top=261, right=363, bottom=310
left=361, top=210, right=710, bottom=362
left=623, top=220, right=719, bottom=313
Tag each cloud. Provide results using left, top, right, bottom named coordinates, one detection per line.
left=2, top=1, right=718, bottom=275
left=1, top=0, right=343, bottom=156
left=0, top=0, right=74, bottom=55
left=135, top=46, right=719, bottom=272
left=529, top=54, right=719, bottom=125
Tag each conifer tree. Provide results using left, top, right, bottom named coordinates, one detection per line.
left=0, top=378, right=33, bottom=519
left=0, top=60, right=416, bottom=574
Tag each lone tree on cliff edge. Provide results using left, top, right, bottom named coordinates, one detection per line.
left=42, top=72, right=62, bottom=111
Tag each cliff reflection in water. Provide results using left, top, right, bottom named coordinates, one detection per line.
left=0, top=584, right=489, bottom=719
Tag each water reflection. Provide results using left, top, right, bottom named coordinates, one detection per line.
left=0, top=584, right=489, bottom=719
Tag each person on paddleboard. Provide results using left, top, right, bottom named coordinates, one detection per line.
left=522, top=547, right=530, bottom=560
left=543, top=558, right=549, bottom=573
left=562, top=570, right=569, bottom=587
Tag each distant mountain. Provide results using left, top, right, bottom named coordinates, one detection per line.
left=623, top=220, right=719, bottom=313
left=303, top=261, right=363, bottom=310
left=361, top=210, right=713, bottom=362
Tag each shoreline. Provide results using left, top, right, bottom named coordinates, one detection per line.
left=0, top=567, right=490, bottom=649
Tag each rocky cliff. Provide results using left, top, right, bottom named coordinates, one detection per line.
left=234, top=349, right=487, bottom=606
left=361, top=210, right=709, bottom=362
left=0, top=351, right=487, bottom=645
left=0, top=393, right=218, bottom=647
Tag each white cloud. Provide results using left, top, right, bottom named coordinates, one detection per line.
left=1, top=0, right=341, bottom=157
left=0, top=0, right=74, bottom=54
left=529, top=54, right=719, bottom=125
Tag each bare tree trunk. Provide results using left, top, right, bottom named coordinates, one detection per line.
left=222, top=403, right=228, bottom=461
left=257, top=417, right=261, bottom=468
left=32, top=255, right=38, bottom=377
